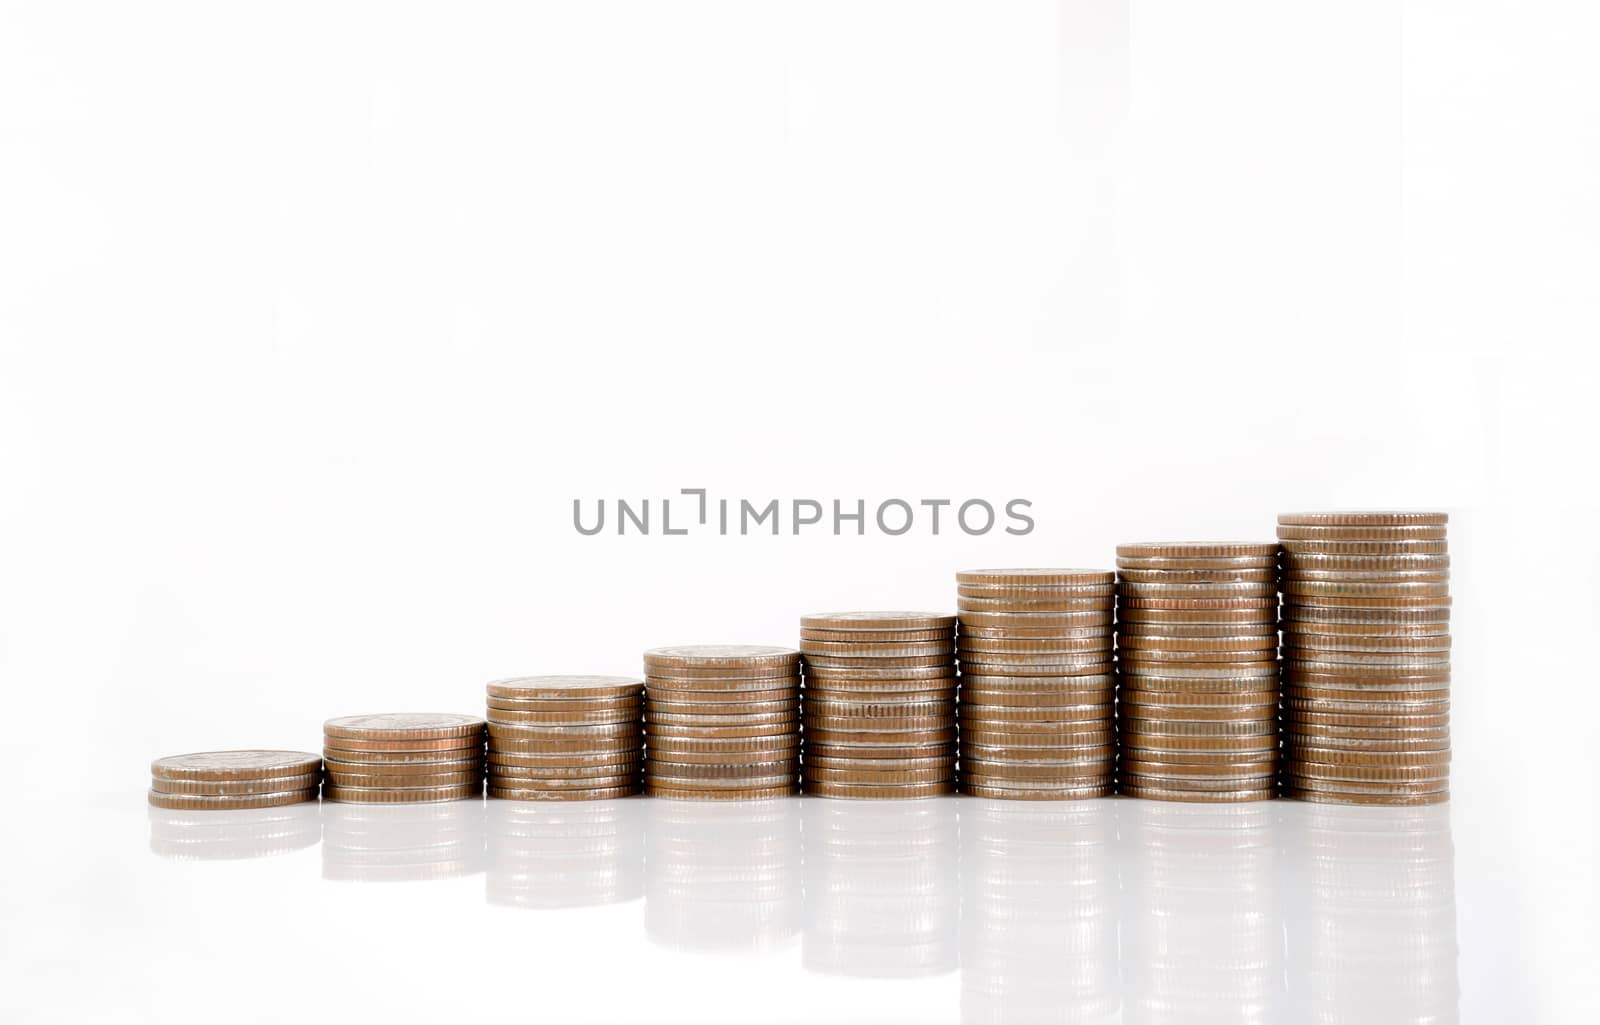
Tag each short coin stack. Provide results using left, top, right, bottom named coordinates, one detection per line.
left=1115, top=543, right=1281, bottom=802
left=147, top=750, right=322, bottom=810
left=799, top=612, right=959, bottom=798
left=1277, top=511, right=1452, bottom=805
left=642, top=645, right=802, bottom=799
left=954, top=569, right=1117, bottom=800
left=485, top=676, right=643, bottom=800
left=322, top=713, right=485, bottom=803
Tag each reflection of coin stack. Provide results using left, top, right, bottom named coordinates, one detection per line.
left=148, top=803, right=322, bottom=861
left=1278, top=512, right=1452, bottom=804
left=645, top=798, right=802, bottom=952
left=322, top=800, right=487, bottom=882
left=643, top=646, right=802, bottom=798
left=1282, top=802, right=1459, bottom=1022
left=485, top=676, right=644, bottom=800
left=961, top=800, right=1118, bottom=1024
left=322, top=714, right=486, bottom=803
left=148, top=750, right=322, bottom=810
left=802, top=798, right=960, bottom=978
left=1115, top=543, right=1281, bottom=802
left=955, top=570, right=1116, bottom=800
left=485, top=798, right=645, bottom=909
left=800, top=612, right=958, bottom=798
left=1121, top=801, right=1283, bottom=1024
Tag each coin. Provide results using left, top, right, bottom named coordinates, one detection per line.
left=325, top=770, right=483, bottom=788
left=325, top=754, right=482, bottom=773
left=1116, top=543, right=1279, bottom=559
left=489, top=706, right=642, bottom=724
left=644, top=782, right=799, bottom=800
left=148, top=788, right=319, bottom=810
left=958, top=596, right=1112, bottom=613
left=1277, top=523, right=1447, bottom=540
left=1115, top=568, right=1277, bottom=584
left=150, top=774, right=321, bottom=796
left=801, top=780, right=956, bottom=799
left=490, top=785, right=638, bottom=801
left=1278, top=511, right=1448, bottom=527
left=323, top=713, right=485, bottom=740
left=957, top=568, right=1115, bottom=586
left=1117, top=784, right=1274, bottom=803
left=803, top=653, right=954, bottom=669
left=150, top=750, right=323, bottom=781
left=806, top=741, right=958, bottom=760
left=486, top=675, right=644, bottom=699
left=322, top=735, right=484, bottom=753
left=800, top=612, right=957, bottom=631
left=800, top=628, right=955, bottom=643
left=644, top=644, right=801, bottom=668
left=324, top=783, right=481, bottom=803
left=960, top=782, right=1113, bottom=801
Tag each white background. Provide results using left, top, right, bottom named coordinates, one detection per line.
left=2, top=1, right=1596, bottom=1022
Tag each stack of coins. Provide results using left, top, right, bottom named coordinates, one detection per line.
left=642, top=645, right=802, bottom=799
left=485, top=676, right=643, bottom=801
left=147, top=750, right=322, bottom=811
left=1277, top=511, right=1452, bottom=805
left=799, top=612, right=958, bottom=798
left=954, top=570, right=1117, bottom=800
left=1115, top=543, right=1281, bottom=802
left=322, top=714, right=485, bottom=803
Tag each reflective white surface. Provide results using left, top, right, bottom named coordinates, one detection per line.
left=24, top=793, right=1480, bottom=1023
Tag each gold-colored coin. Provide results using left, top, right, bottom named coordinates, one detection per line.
left=1278, top=538, right=1449, bottom=556
left=1119, top=703, right=1277, bottom=722
left=802, top=726, right=958, bottom=746
left=958, top=685, right=1115, bottom=707
left=325, top=754, right=482, bottom=773
left=960, top=703, right=1112, bottom=723
left=958, top=582, right=1115, bottom=600
left=489, top=785, right=638, bottom=801
left=485, top=675, right=644, bottom=700
left=1119, top=757, right=1276, bottom=778
left=801, top=780, right=956, bottom=799
left=802, top=654, right=955, bottom=669
left=800, top=627, right=955, bottom=643
left=799, top=639, right=954, bottom=657
left=960, top=781, right=1113, bottom=800
left=325, top=769, right=481, bottom=788
left=488, top=706, right=641, bottom=725
left=960, top=660, right=1115, bottom=677
left=958, top=597, right=1112, bottom=613
left=643, top=758, right=797, bottom=780
left=1118, top=581, right=1278, bottom=598
left=1278, top=511, right=1448, bottom=527
left=801, top=665, right=958, bottom=682
left=1116, top=542, right=1279, bottom=559
left=1280, top=787, right=1449, bottom=806
left=644, top=782, right=799, bottom=800
left=1116, top=568, right=1277, bottom=584
left=803, top=765, right=954, bottom=785
left=643, top=644, right=801, bottom=669
left=1118, top=784, right=1274, bottom=803
left=956, top=634, right=1113, bottom=653
left=646, top=697, right=799, bottom=716
left=1116, top=622, right=1278, bottom=640
left=1116, top=608, right=1278, bottom=625
left=1277, top=523, right=1447, bottom=541
left=150, top=750, right=323, bottom=781
left=957, top=568, right=1115, bottom=586
left=645, top=722, right=802, bottom=740
left=485, top=694, right=642, bottom=712
left=147, top=789, right=318, bottom=810
left=322, top=713, right=485, bottom=741
left=149, top=773, right=320, bottom=796
left=800, top=611, right=957, bottom=631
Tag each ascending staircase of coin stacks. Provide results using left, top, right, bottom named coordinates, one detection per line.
left=146, top=510, right=1453, bottom=808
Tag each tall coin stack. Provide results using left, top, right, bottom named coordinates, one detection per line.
left=954, top=569, right=1117, bottom=800
left=642, top=645, right=802, bottom=799
left=148, top=750, right=322, bottom=811
left=485, top=676, right=644, bottom=800
left=1277, top=511, right=1452, bottom=805
left=322, top=713, right=485, bottom=803
left=799, top=612, right=959, bottom=799
left=1115, top=543, right=1281, bottom=802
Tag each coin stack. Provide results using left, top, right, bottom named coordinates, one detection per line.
left=1277, top=511, right=1452, bottom=805
left=1115, top=543, right=1281, bottom=802
left=485, top=676, right=644, bottom=800
left=954, top=570, right=1117, bottom=800
left=799, top=612, right=959, bottom=798
left=322, top=713, right=485, bottom=803
left=147, top=750, right=322, bottom=811
left=642, top=645, right=802, bottom=799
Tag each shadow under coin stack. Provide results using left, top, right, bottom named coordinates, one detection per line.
left=642, top=645, right=802, bottom=799
left=1115, top=543, right=1281, bottom=802
left=954, top=569, right=1117, bottom=800
left=1277, top=512, right=1452, bottom=805
left=322, top=714, right=485, bottom=803
left=485, top=676, right=644, bottom=800
left=799, top=612, right=959, bottom=799
left=148, top=750, right=322, bottom=811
